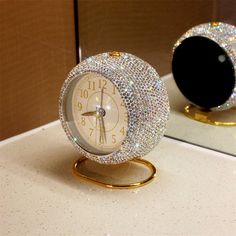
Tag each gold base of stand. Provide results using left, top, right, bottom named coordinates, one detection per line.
left=184, top=104, right=236, bottom=126
left=73, top=157, right=157, bottom=189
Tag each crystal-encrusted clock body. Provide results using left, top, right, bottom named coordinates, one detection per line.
left=59, top=52, right=169, bottom=164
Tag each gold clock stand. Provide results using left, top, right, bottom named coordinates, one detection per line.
left=73, top=157, right=157, bottom=189
left=184, top=104, right=236, bottom=126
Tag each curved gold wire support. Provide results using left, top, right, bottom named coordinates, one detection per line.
left=73, top=157, right=157, bottom=189
left=184, top=104, right=236, bottom=126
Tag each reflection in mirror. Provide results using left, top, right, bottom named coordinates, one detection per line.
left=164, top=75, right=236, bottom=156
left=165, top=22, right=236, bottom=156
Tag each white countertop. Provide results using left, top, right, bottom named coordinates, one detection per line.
left=0, top=122, right=236, bottom=236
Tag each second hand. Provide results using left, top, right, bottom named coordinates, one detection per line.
left=99, top=86, right=106, bottom=144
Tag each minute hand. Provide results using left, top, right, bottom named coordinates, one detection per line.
left=100, top=87, right=104, bottom=108
left=100, top=115, right=106, bottom=143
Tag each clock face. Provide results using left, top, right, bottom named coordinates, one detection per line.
left=64, top=72, right=128, bottom=155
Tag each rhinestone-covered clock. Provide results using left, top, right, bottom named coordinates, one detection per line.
left=59, top=52, right=169, bottom=165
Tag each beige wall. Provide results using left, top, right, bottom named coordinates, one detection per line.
left=0, top=0, right=76, bottom=140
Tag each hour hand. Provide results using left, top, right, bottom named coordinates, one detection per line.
left=81, top=111, right=97, bottom=117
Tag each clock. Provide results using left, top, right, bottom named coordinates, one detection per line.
left=59, top=52, right=169, bottom=165
left=172, top=22, right=236, bottom=111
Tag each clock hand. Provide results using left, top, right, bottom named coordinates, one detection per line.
left=100, top=115, right=106, bottom=143
left=82, top=110, right=104, bottom=144
left=95, top=110, right=98, bottom=145
left=98, top=115, right=104, bottom=144
left=81, top=111, right=97, bottom=116
left=98, top=86, right=106, bottom=144
left=100, top=86, right=105, bottom=108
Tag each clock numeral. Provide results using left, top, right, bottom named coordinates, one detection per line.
left=112, top=134, right=116, bottom=144
left=89, top=128, right=94, bottom=136
left=120, top=127, right=125, bottom=136
left=88, top=81, right=95, bottom=90
left=77, top=102, right=82, bottom=111
left=79, top=89, right=88, bottom=98
left=81, top=117, right=86, bottom=126
left=99, top=79, right=107, bottom=89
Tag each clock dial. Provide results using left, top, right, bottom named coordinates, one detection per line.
left=67, top=72, right=128, bottom=155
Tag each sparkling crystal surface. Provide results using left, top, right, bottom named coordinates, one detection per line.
left=59, top=52, right=170, bottom=164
